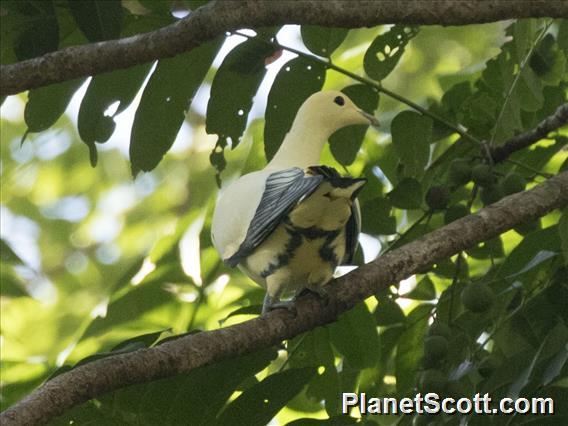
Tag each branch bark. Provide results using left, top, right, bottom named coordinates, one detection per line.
left=2, top=0, right=568, bottom=96
left=2, top=171, right=567, bottom=426
left=490, top=103, right=568, bottom=163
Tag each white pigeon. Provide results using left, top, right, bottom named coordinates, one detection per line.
left=211, top=90, right=379, bottom=314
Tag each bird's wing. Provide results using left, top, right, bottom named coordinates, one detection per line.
left=343, top=199, right=361, bottom=265
left=225, top=167, right=323, bottom=267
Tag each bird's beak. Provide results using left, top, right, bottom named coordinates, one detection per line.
left=358, top=109, right=380, bottom=128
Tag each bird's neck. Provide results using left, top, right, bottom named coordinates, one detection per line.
left=266, top=115, right=331, bottom=170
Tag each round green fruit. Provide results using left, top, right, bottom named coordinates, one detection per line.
left=445, top=380, right=469, bottom=399
left=444, top=204, right=470, bottom=224
left=461, top=282, right=495, bottom=313
left=478, top=354, right=500, bottom=378
left=471, top=164, right=495, bottom=187
left=424, top=336, right=449, bottom=359
left=448, top=158, right=472, bottom=185
left=428, top=321, right=452, bottom=339
left=418, top=369, right=447, bottom=394
left=502, top=173, right=526, bottom=195
left=425, top=186, right=450, bottom=210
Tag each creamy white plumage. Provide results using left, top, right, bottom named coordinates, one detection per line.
left=211, top=90, right=378, bottom=314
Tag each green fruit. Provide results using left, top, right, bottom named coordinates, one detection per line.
left=424, top=336, right=449, bottom=359
left=428, top=322, right=452, bottom=339
left=418, top=369, right=447, bottom=394
left=422, top=335, right=449, bottom=368
left=480, top=184, right=504, bottom=205
left=461, top=282, right=495, bottom=313
left=502, top=172, right=526, bottom=195
left=446, top=380, right=471, bottom=399
left=425, top=185, right=450, bottom=210
left=478, top=354, right=500, bottom=378
left=471, top=164, right=495, bottom=187
left=444, top=204, right=470, bottom=224
left=448, top=158, right=472, bottom=185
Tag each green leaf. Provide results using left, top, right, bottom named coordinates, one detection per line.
left=264, top=56, right=325, bottom=161
left=329, top=302, right=380, bottom=369
left=441, top=81, right=472, bottom=119
left=364, top=25, right=418, bottom=81
left=403, top=276, right=436, bottom=300
left=388, top=177, right=423, bottom=210
left=542, top=343, right=568, bottom=386
left=391, top=110, right=432, bottom=178
left=493, top=90, right=523, bottom=144
left=531, top=33, right=567, bottom=86
left=25, top=78, right=86, bottom=133
left=78, top=273, right=180, bottom=341
left=221, top=305, right=262, bottom=322
left=98, top=347, right=277, bottom=426
left=375, top=297, right=406, bottom=326
left=301, top=26, right=348, bottom=57
left=559, top=20, right=568, bottom=57
left=11, top=1, right=59, bottom=60
left=0, top=265, right=29, bottom=298
left=513, top=19, right=535, bottom=63
left=560, top=209, right=568, bottom=265
left=360, top=197, right=397, bottom=235
left=78, top=64, right=152, bottom=166
left=286, top=417, right=358, bottom=426
left=110, top=328, right=169, bottom=352
left=207, top=30, right=278, bottom=148
left=507, top=322, right=567, bottom=398
left=329, top=84, right=379, bottom=166
left=517, top=67, right=544, bottom=112
left=288, top=328, right=341, bottom=416
left=68, top=0, right=123, bottom=42
left=130, top=37, right=222, bottom=174
left=495, top=226, right=560, bottom=291
left=0, top=239, right=23, bottom=264
left=466, top=237, right=505, bottom=260
left=396, top=304, right=432, bottom=395
left=217, top=367, right=317, bottom=426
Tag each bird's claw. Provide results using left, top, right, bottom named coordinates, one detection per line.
left=262, top=295, right=297, bottom=316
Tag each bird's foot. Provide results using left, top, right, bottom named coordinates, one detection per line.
left=297, top=285, right=330, bottom=306
left=262, top=294, right=297, bottom=316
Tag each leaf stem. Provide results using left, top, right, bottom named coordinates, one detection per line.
left=505, top=158, right=553, bottom=178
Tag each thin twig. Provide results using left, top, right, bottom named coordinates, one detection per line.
left=489, top=20, right=553, bottom=147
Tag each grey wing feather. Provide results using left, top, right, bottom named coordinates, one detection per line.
left=343, top=200, right=361, bottom=265
left=225, top=167, right=323, bottom=267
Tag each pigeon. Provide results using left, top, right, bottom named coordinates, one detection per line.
left=212, top=90, right=378, bottom=314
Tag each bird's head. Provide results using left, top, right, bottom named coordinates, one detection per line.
left=296, top=90, right=379, bottom=134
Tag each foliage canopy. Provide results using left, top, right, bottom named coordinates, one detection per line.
left=1, top=1, right=567, bottom=425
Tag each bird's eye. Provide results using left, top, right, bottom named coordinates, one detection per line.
left=334, top=96, right=345, bottom=106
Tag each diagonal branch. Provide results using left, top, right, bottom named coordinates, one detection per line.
left=2, top=0, right=568, bottom=96
left=2, top=171, right=567, bottom=426
left=490, top=103, right=568, bottom=163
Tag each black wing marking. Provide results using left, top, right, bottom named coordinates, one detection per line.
left=343, top=201, right=361, bottom=265
left=225, top=167, right=323, bottom=267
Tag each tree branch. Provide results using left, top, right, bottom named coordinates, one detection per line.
left=2, top=171, right=567, bottom=426
left=2, top=0, right=567, bottom=96
left=490, top=102, right=568, bottom=163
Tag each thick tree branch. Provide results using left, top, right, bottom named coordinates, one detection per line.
left=2, top=171, right=567, bottom=426
left=2, top=0, right=568, bottom=96
left=490, top=103, right=568, bottom=163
